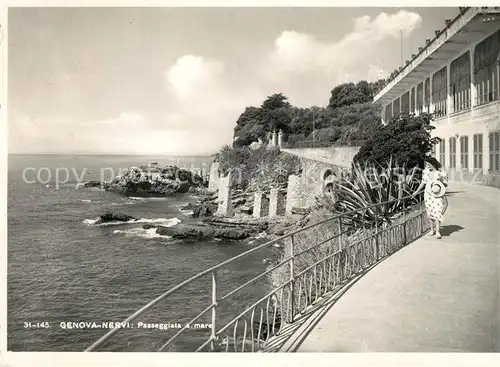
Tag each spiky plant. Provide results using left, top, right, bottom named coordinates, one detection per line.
left=326, top=157, right=422, bottom=227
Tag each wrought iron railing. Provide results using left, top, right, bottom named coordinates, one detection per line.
left=85, top=193, right=429, bottom=353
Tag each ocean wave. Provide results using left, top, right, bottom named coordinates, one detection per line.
left=129, top=197, right=169, bottom=201
left=83, top=217, right=181, bottom=227
left=80, top=199, right=92, bottom=203
left=110, top=201, right=135, bottom=206
left=113, top=227, right=172, bottom=239
left=179, top=209, right=194, bottom=217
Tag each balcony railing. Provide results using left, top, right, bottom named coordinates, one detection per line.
left=85, top=193, right=429, bottom=353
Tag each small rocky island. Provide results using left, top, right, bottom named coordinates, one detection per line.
left=85, top=163, right=206, bottom=197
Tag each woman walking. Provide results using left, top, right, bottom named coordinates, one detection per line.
left=414, top=157, right=448, bottom=239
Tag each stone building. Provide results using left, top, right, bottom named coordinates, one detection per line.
left=374, top=7, right=500, bottom=187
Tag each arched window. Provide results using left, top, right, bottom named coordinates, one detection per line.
left=474, top=29, right=500, bottom=106
left=450, top=51, right=471, bottom=112
left=432, top=67, right=447, bottom=117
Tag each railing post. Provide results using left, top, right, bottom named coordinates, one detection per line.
left=337, top=217, right=343, bottom=283
left=402, top=198, right=407, bottom=245
left=211, top=271, right=217, bottom=351
left=288, top=234, right=295, bottom=323
left=374, top=211, right=380, bottom=260
left=337, top=217, right=342, bottom=249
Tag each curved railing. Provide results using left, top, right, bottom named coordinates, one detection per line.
left=85, top=192, right=429, bottom=352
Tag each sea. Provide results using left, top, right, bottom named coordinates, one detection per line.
left=7, top=154, right=274, bottom=352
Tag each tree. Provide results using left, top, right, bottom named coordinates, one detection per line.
left=352, top=113, right=440, bottom=171
left=261, top=93, right=291, bottom=110
left=231, top=80, right=387, bottom=149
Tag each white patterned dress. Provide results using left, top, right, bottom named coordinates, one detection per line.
left=422, top=168, right=448, bottom=222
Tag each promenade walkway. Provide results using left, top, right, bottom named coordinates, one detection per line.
left=281, top=182, right=499, bottom=352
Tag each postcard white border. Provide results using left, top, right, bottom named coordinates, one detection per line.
left=1, top=1, right=498, bottom=367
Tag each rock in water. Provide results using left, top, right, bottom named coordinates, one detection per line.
left=83, top=181, right=103, bottom=188
left=214, top=228, right=250, bottom=240
left=154, top=224, right=215, bottom=239
left=105, top=165, right=206, bottom=197
left=95, top=212, right=136, bottom=224
left=192, top=202, right=217, bottom=217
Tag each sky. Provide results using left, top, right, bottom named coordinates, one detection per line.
left=8, top=7, right=460, bottom=155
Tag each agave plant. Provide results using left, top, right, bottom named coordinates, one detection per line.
left=326, top=157, right=422, bottom=227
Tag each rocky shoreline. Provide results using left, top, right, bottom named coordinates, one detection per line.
left=85, top=162, right=313, bottom=243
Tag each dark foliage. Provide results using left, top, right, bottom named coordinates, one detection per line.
left=233, top=80, right=385, bottom=148
left=352, top=113, right=441, bottom=172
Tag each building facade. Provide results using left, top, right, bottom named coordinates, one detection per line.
left=374, top=7, right=500, bottom=187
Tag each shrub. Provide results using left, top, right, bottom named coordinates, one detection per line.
left=213, top=145, right=302, bottom=191
left=353, top=113, right=441, bottom=172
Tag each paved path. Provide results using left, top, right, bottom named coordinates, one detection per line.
left=294, top=182, right=499, bottom=352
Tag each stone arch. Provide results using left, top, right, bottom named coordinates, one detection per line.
left=323, top=169, right=334, bottom=181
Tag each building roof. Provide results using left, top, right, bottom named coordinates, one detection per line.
left=373, top=6, right=500, bottom=106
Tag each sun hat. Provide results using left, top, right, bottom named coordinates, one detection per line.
left=426, top=180, right=446, bottom=198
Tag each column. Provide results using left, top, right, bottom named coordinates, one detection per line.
left=446, top=62, right=452, bottom=116
left=470, top=43, right=477, bottom=109
left=216, top=172, right=233, bottom=217
left=253, top=192, right=269, bottom=218
left=285, top=174, right=301, bottom=215
left=414, top=86, right=418, bottom=115
left=269, top=188, right=286, bottom=217
left=429, top=75, right=434, bottom=114
left=208, top=162, right=220, bottom=192
left=278, top=130, right=283, bottom=148
left=271, top=131, right=277, bottom=147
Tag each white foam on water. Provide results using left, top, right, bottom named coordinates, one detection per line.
left=129, top=197, right=168, bottom=201
left=82, top=218, right=99, bottom=225
left=83, top=217, right=181, bottom=227
left=113, top=227, right=172, bottom=239
left=179, top=209, right=194, bottom=217
left=111, top=201, right=135, bottom=206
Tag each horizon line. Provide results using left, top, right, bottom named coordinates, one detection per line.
left=8, top=152, right=216, bottom=157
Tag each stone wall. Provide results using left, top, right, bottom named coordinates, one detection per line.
left=285, top=156, right=345, bottom=214
left=281, top=146, right=359, bottom=168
